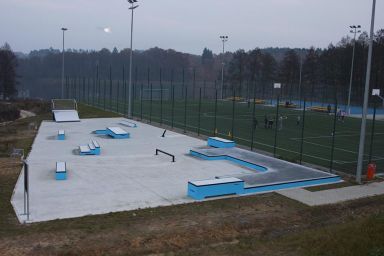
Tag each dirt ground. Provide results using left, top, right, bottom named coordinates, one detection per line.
left=0, top=102, right=383, bottom=256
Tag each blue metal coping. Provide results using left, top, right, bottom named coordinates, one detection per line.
left=57, top=134, right=65, bottom=140
left=190, top=150, right=268, bottom=172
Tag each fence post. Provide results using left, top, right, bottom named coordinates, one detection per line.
left=184, top=86, right=188, bottom=133
left=368, top=99, right=377, bottom=163
left=133, top=66, right=138, bottom=118
left=251, top=86, right=256, bottom=150
left=203, top=80, right=206, bottom=98
left=171, top=69, right=175, bottom=129
left=193, top=68, right=196, bottom=100
left=65, top=76, right=68, bottom=98
left=214, top=86, right=218, bottom=136
left=123, top=65, right=126, bottom=115
left=87, top=77, right=90, bottom=104
left=299, top=99, right=307, bottom=164
left=198, top=88, right=202, bottom=136
left=97, top=75, right=100, bottom=107
left=172, top=82, right=175, bottom=129
left=140, top=83, right=143, bottom=120
left=329, top=100, right=338, bottom=173
left=82, top=77, right=85, bottom=102
left=231, top=89, right=235, bottom=140
left=160, top=68, right=163, bottom=126
left=273, top=95, right=280, bottom=157
left=116, top=80, right=120, bottom=113
left=109, top=65, right=112, bottom=111
left=150, top=83, right=153, bottom=123
left=103, top=80, right=106, bottom=110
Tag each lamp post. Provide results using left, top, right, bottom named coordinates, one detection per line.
left=61, top=28, right=68, bottom=99
left=356, top=0, right=376, bottom=184
left=346, top=25, right=361, bottom=115
left=127, top=0, right=139, bottom=118
left=220, top=35, right=228, bottom=99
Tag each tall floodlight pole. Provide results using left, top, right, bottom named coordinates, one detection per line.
left=61, top=28, right=68, bottom=99
left=220, top=36, right=228, bottom=99
left=356, top=0, right=376, bottom=184
left=127, top=0, right=139, bottom=118
left=347, top=25, right=361, bottom=115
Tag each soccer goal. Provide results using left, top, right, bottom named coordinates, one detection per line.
left=51, top=99, right=78, bottom=111
left=141, top=89, right=170, bottom=101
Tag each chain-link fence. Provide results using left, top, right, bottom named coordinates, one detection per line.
left=63, top=68, right=384, bottom=178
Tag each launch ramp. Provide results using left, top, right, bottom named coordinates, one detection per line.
left=51, top=99, right=80, bottom=123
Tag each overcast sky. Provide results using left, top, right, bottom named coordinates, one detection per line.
left=1, top=0, right=383, bottom=55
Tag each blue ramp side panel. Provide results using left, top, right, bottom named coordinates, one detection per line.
left=55, top=162, right=67, bottom=180
left=94, top=130, right=108, bottom=135
left=188, top=178, right=244, bottom=200
left=57, top=130, right=65, bottom=140
left=187, top=176, right=341, bottom=200
left=208, top=137, right=236, bottom=148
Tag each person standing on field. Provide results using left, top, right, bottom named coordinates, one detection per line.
left=278, top=115, right=283, bottom=130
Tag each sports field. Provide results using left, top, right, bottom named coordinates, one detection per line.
left=79, top=92, right=384, bottom=176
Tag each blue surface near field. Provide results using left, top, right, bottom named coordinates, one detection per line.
left=269, top=99, right=384, bottom=115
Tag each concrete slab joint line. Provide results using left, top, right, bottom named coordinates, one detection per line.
left=277, top=181, right=384, bottom=206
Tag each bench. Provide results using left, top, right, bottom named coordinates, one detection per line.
left=207, top=137, right=236, bottom=148
left=188, top=177, right=244, bottom=200
left=56, top=161, right=67, bottom=180
left=79, top=140, right=100, bottom=155
left=57, top=130, right=65, bottom=140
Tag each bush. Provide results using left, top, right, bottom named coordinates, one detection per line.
left=0, top=103, right=20, bottom=122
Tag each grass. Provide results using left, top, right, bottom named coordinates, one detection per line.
left=82, top=97, right=384, bottom=175
left=1, top=101, right=384, bottom=255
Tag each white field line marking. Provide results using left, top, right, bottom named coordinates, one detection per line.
left=290, top=132, right=384, bottom=140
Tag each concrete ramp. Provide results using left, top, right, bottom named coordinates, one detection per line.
left=53, top=110, right=80, bottom=122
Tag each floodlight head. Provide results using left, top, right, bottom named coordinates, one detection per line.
left=350, top=30, right=354, bottom=33
left=350, top=25, right=355, bottom=29
left=358, top=30, right=361, bottom=33
left=357, top=25, right=361, bottom=28
left=61, top=28, right=68, bottom=31
left=127, top=0, right=138, bottom=3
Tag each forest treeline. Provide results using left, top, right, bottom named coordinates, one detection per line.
left=10, top=29, right=384, bottom=104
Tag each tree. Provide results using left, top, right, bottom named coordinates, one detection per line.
left=0, top=43, right=18, bottom=99
left=260, top=52, right=277, bottom=99
left=302, top=47, right=319, bottom=102
left=279, top=50, right=299, bottom=101
left=227, top=49, right=247, bottom=94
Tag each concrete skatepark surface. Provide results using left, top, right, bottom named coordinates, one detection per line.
left=12, top=118, right=257, bottom=223
left=11, top=117, right=341, bottom=223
